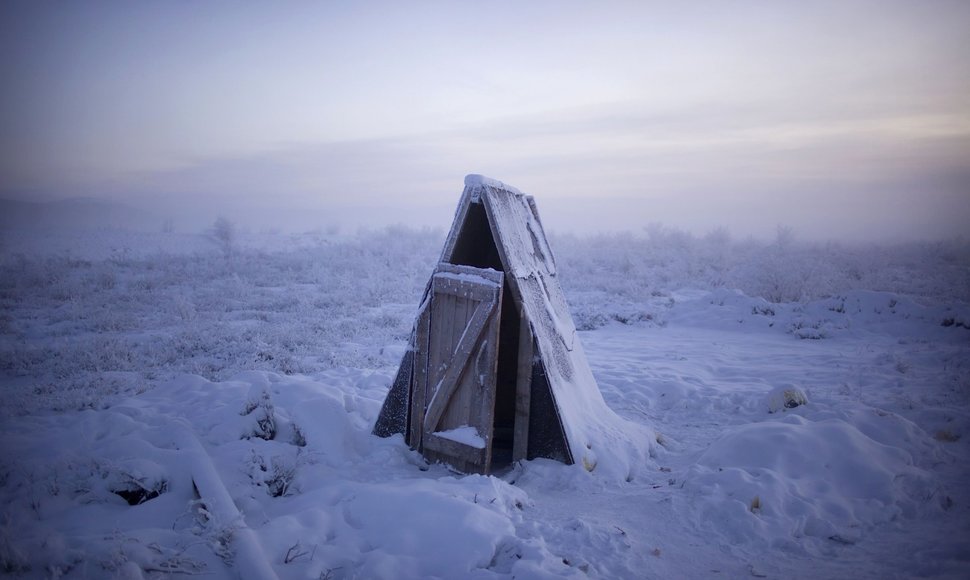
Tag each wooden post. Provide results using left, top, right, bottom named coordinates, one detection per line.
left=513, top=308, right=533, bottom=462
left=410, top=306, right=431, bottom=451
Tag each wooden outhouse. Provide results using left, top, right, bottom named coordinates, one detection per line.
left=373, top=175, right=622, bottom=474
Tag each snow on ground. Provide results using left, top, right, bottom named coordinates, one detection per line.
left=1, top=226, right=968, bottom=578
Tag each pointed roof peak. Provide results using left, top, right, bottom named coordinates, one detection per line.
left=463, top=174, right=525, bottom=196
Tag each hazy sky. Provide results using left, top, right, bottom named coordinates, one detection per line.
left=2, top=1, right=968, bottom=239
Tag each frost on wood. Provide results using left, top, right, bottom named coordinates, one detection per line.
left=376, top=175, right=657, bottom=479
left=472, top=177, right=655, bottom=478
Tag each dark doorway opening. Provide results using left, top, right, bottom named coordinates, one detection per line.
left=446, top=202, right=521, bottom=471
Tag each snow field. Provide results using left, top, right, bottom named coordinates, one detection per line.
left=1, top=226, right=968, bottom=578
left=582, top=293, right=969, bottom=578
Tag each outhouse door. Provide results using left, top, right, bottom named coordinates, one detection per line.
left=410, top=263, right=504, bottom=474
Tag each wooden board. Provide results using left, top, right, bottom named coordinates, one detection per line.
left=409, top=302, right=432, bottom=451
left=512, top=308, right=533, bottom=462
left=417, top=263, right=503, bottom=473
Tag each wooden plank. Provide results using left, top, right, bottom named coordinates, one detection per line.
left=442, top=293, right=474, bottom=430
left=442, top=288, right=466, bottom=431
left=373, top=347, right=412, bottom=438
left=430, top=291, right=454, bottom=379
left=423, top=297, right=494, bottom=433
left=424, top=289, right=453, bottom=446
left=424, top=447, right=479, bottom=476
left=476, top=289, right=502, bottom=471
left=513, top=310, right=533, bottom=462
left=423, top=432, right=487, bottom=466
left=481, top=191, right=527, bottom=322
left=436, top=262, right=504, bottom=285
left=409, top=306, right=431, bottom=451
left=433, top=275, right=499, bottom=302
left=525, top=195, right=557, bottom=274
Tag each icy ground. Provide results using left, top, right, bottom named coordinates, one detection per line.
left=1, top=227, right=968, bottom=579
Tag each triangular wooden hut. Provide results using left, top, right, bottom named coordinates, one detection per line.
left=374, top=175, right=638, bottom=475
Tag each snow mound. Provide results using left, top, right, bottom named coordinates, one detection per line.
left=686, top=412, right=947, bottom=554
left=766, top=386, right=808, bottom=413
left=1, top=369, right=625, bottom=578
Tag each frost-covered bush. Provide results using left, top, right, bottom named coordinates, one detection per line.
left=1, top=224, right=967, bottom=415
left=0, top=227, right=442, bottom=415
left=555, top=226, right=970, bottom=306
left=208, top=216, right=236, bottom=259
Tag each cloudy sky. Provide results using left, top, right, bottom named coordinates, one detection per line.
left=2, top=1, right=968, bottom=239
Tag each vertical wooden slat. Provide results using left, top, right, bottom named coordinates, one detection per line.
left=433, top=293, right=454, bottom=387
left=479, top=289, right=502, bottom=470
left=439, top=294, right=470, bottom=430
left=410, top=305, right=431, bottom=451
left=458, top=292, right=474, bottom=426
left=513, top=309, right=533, bottom=462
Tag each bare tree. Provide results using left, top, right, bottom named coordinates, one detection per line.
left=210, top=216, right=236, bottom=258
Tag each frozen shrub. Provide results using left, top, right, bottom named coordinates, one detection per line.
left=173, top=294, right=196, bottom=321
left=248, top=451, right=301, bottom=497
left=787, top=319, right=830, bottom=340
left=209, top=217, right=236, bottom=258
left=0, top=532, right=29, bottom=574
left=1, top=225, right=967, bottom=417
left=266, top=456, right=297, bottom=497
left=290, top=422, right=307, bottom=447
left=112, top=477, right=168, bottom=506
left=241, top=388, right=276, bottom=441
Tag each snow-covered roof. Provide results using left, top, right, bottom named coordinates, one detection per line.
left=463, top=174, right=524, bottom=196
